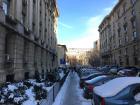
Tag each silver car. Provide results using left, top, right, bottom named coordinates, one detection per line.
left=92, top=77, right=140, bottom=105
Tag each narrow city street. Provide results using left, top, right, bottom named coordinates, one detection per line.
left=1, top=0, right=140, bottom=105
left=53, top=72, right=92, bottom=105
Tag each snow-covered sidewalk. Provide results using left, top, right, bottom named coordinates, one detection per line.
left=53, top=72, right=92, bottom=105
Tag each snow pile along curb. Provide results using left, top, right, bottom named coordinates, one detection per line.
left=52, top=72, right=71, bottom=105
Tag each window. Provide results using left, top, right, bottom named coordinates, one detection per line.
left=24, top=72, right=29, bottom=80
left=22, top=0, right=27, bottom=25
left=133, top=45, right=137, bottom=56
left=119, top=39, right=122, bottom=46
left=2, top=0, right=10, bottom=15
left=39, top=29, right=41, bottom=37
left=123, top=3, right=127, bottom=14
left=118, top=23, right=121, bottom=28
left=41, top=70, right=44, bottom=79
left=2, top=2, right=7, bottom=14
left=131, top=19, right=136, bottom=29
left=126, top=56, right=129, bottom=65
left=123, top=24, right=127, bottom=33
left=131, top=9, right=135, bottom=16
left=22, top=15, right=26, bottom=25
left=32, top=22, right=35, bottom=32
left=125, top=35, right=128, bottom=42
left=133, top=31, right=137, bottom=39
left=6, top=74, right=15, bottom=82
left=119, top=50, right=121, bottom=54
left=32, top=0, right=36, bottom=31
left=117, top=10, right=120, bottom=18
left=131, top=0, right=136, bottom=4
left=118, top=28, right=121, bottom=37
left=119, top=57, right=123, bottom=65
left=124, top=17, right=126, bottom=22
left=134, top=45, right=137, bottom=51
left=125, top=48, right=128, bottom=55
left=134, top=57, right=138, bottom=65
left=40, top=1, right=42, bottom=7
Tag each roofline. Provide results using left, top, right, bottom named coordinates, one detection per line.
left=99, top=15, right=110, bottom=28
left=54, top=0, right=59, bottom=17
left=98, top=0, right=123, bottom=29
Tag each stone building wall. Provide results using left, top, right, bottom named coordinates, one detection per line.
left=0, top=0, right=59, bottom=83
left=99, top=0, right=140, bottom=67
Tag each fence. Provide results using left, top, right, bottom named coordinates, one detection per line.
left=40, top=72, right=69, bottom=105
left=40, top=82, right=60, bottom=105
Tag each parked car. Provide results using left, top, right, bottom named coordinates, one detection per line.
left=125, top=66, right=139, bottom=70
left=80, top=72, right=107, bottom=88
left=99, top=67, right=110, bottom=73
left=83, top=75, right=114, bottom=99
left=109, top=66, right=119, bottom=74
left=80, top=68, right=98, bottom=77
left=92, top=77, right=140, bottom=105
left=117, top=69, right=138, bottom=76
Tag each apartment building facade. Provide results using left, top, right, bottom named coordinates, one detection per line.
left=0, top=0, right=59, bottom=83
left=92, top=40, right=100, bottom=66
left=99, top=0, right=140, bottom=67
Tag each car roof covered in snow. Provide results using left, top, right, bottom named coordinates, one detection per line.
left=94, top=77, right=140, bottom=97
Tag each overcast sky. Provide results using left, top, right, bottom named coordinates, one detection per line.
left=57, top=0, right=118, bottom=48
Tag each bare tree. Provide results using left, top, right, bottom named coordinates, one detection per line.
left=67, top=55, right=77, bottom=67
left=88, top=49, right=101, bottom=67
